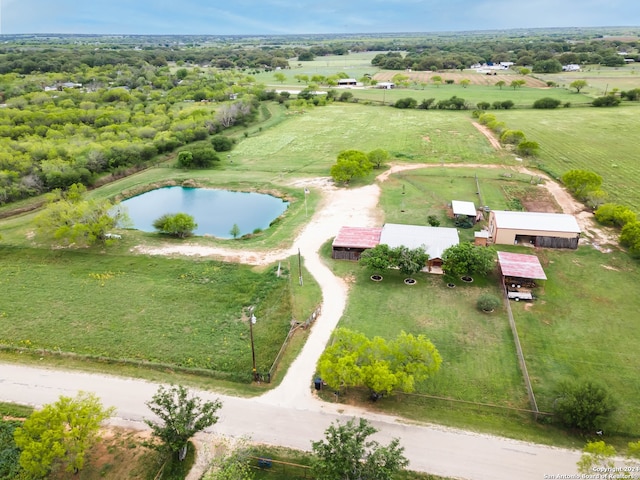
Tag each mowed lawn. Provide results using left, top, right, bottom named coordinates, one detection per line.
left=232, top=104, right=503, bottom=176
left=0, top=246, right=305, bottom=382
left=498, top=105, right=640, bottom=211
left=511, top=246, right=640, bottom=433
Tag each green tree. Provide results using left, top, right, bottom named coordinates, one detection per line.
left=621, top=221, right=640, bottom=257
left=359, top=244, right=394, bottom=273
left=273, top=72, right=286, bottom=84
left=176, top=68, right=188, bottom=80
left=330, top=150, right=372, bottom=185
left=230, top=223, right=241, bottom=239
left=311, top=418, right=409, bottom=480
left=431, top=75, right=442, bottom=87
left=153, top=213, right=197, bottom=238
left=516, top=140, right=540, bottom=157
left=367, top=148, right=389, bottom=169
left=442, top=242, right=496, bottom=277
left=211, top=135, right=234, bottom=152
left=14, top=392, right=114, bottom=477
left=34, top=183, right=125, bottom=247
left=145, top=385, right=222, bottom=461
left=569, top=80, right=588, bottom=93
left=510, top=79, right=526, bottom=89
left=460, top=79, right=470, bottom=88
left=392, top=245, right=429, bottom=276
left=495, top=80, right=506, bottom=89
left=203, top=439, right=254, bottom=480
left=0, top=421, right=22, bottom=479
left=561, top=169, right=603, bottom=200
left=533, top=97, right=562, bottom=109
left=595, top=203, right=637, bottom=227
left=177, top=150, right=194, bottom=168
left=318, top=328, right=441, bottom=397
left=532, top=59, right=563, bottom=73
left=553, top=381, right=616, bottom=432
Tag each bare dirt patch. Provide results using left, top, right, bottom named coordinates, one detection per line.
left=472, top=122, right=502, bottom=150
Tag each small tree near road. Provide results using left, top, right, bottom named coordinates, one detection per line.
left=311, top=418, right=409, bottom=480
left=14, top=392, right=114, bottom=478
left=230, top=223, right=241, bottom=239
left=553, top=381, right=616, bottom=432
left=153, top=213, right=197, bottom=238
left=330, top=149, right=372, bottom=185
left=367, top=148, right=389, bottom=169
left=145, top=385, right=222, bottom=461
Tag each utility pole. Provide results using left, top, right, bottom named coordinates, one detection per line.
left=298, top=248, right=303, bottom=286
left=248, top=306, right=257, bottom=381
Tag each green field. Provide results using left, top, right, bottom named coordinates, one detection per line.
left=0, top=246, right=320, bottom=384
left=498, top=105, right=640, bottom=211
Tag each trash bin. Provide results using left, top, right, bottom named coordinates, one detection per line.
left=314, top=377, right=322, bottom=390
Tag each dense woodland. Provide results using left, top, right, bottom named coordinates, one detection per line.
left=1, top=27, right=639, bottom=204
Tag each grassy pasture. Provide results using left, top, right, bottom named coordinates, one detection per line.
left=537, top=64, right=640, bottom=96
left=498, top=105, right=640, bottom=211
left=347, top=83, right=590, bottom=108
left=510, top=245, right=640, bottom=435
left=0, top=246, right=320, bottom=384
left=231, top=104, right=503, bottom=174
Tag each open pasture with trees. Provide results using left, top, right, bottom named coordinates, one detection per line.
left=498, top=106, right=640, bottom=211
left=0, top=246, right=318, bottom=383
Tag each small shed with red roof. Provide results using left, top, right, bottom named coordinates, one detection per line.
left=332, top=226, right=383, bottom=261
left=497, top=251, right=547, bottom=301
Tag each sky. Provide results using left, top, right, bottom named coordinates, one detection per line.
left=1, top=0, right=639, bottom=36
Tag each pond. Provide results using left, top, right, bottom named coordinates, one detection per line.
left=118, top=187, right=289, bottom=238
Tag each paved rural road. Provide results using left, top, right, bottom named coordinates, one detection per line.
left=0, top=167, right=586, bottom=479
left=1, top=363, right=582, bottom=480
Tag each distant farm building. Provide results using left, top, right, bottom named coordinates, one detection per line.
left=332, top=226, right=382, bottom=261
left=562, top=64, right=581, bottom=72
left=488, top=211, right=581, bottom=249
left=337, top=78, right=358, bottom=87
left=379, top=223, right=459, bottom=273
left=497, top=251, right=547, bottom=301
left=376, top=81, right=395, bottom=89
left=451, top=200, right=481, bottom=226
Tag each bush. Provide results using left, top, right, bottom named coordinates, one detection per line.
left=500, top=130, right=526, bottom=145
left=620, top=221, right=640, bottom=257
left=210, top=135, right=234, bottom=152
left=477, top=294, right=501, bottom=312
left=553, top=381, right=616, bottom=432
left=476, top=102, right=490, bottom=111
left=394, top=97, right=417, bottom=109
left=153, top=213, right=197, bottom=238
left=516, top=140, right=540, bottom=157
left=501, top=100, right=515, bottom=110
left=533, top=97, right=562, bottom=109
left=595, top=203, right=637, bottom=227
left=592, top=95, right=621, bottom=107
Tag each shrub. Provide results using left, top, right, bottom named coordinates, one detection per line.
left=500, top=130, right=526, bottom=145
left=595, top=203, right=637, bottom=227
left=533, top=97, right=562, bottom=109
left=476, top=101, right=490, bottom=110
left=477, top=294, right=501, bottom=312
left=620, top=221, right=640, bottom=257
left=592, top=95, right=621, bottom=107
left=394, top=97, right=417, bottom=109
left=417, top=98, right=435, bottom=110
left=210, top=135, right=234, bottom=152
left=553, top=381, right=616, bottom=432
left=153, top=213, right=197, bottom=238
left=501, top=100, right=515, bottom=110
left=516, top=140, right=540, bottom=157
left=427, top=215, right=440, bottom=227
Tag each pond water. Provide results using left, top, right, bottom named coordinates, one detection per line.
left=118, top=187, right=289, bottom=238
